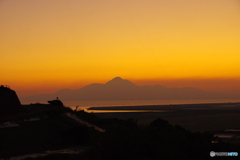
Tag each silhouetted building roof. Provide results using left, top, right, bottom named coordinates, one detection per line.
left=48, top=99, right=64, bottom=106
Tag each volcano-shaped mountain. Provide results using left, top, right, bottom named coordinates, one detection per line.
left=20, top=77, right=237, bottom=101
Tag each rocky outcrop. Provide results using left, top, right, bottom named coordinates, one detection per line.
left=0, top=85, right=24, bottom=116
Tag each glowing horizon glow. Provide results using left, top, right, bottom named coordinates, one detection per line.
left=1, top=0, right=240, bottom=97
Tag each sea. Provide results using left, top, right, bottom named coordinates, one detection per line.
left=21, top=99, right=240, bottom=111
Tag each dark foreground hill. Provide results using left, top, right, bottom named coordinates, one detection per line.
left=0, top=108, right=88, bottom=158
left=0, top=86, right=103, bottom=158
left=0, top=85, right=26, bottom=116
left=1, top=104, right=239, bottom=160
left=20, top=77, right=237, bottom=101
left=21, top=112, right=240, bottom=160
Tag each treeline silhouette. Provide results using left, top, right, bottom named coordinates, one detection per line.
left=26, top=109, right=239, bottom=160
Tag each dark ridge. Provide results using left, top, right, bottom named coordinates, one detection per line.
left=0, top=85, right=25, bottom=117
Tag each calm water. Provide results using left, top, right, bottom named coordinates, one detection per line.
left=21, top=99, right=240, bottom=111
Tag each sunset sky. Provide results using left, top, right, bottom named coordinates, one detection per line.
left=1, top=0, right=240, bottom=97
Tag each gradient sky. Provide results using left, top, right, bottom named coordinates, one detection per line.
left=1, top=0, right=240, bottom=97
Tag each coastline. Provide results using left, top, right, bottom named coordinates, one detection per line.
left=88, top=102, right=240, bottom=132
left=21, top=98, right=240, bottom=109
left=87, top=102, right=240, bottom=111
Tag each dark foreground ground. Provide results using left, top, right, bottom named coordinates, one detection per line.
left=89, top=102, right=240, bottom=132
left=1, top=103, right=240, bottom=160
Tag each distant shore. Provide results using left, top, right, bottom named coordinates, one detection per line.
left=21, top=98, right=240, bottom=109
left=88, top=102, right=240, bottom=132
left=87, top=102, right=240, bottom=111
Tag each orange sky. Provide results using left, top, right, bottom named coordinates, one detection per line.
left=1, top=0, right=240, bottom=97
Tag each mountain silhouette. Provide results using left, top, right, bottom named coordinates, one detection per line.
left=20, top=77, right=237, bottom=101
left=106, top=77, right=136, bottom=86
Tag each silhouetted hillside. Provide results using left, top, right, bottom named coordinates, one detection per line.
left=20, top=77, right=237, bottom=101
left=0, top=86, right=102, bottom=159
left=27, top=114, right=239, bottom=160
left=0, top=85, right=26, bottom=116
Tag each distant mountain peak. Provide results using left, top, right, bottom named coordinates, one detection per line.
left=107, top=77, right=124, bottom=83
left=107, top=77, right=126, bottom=82
left=111, top=77, right=123, bottom=81
left=106, top=77, right=136, bottom=86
